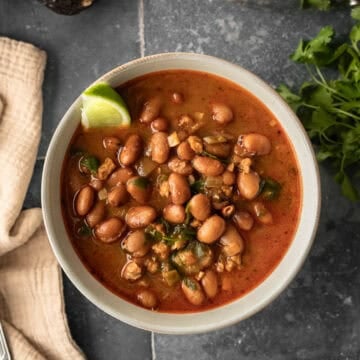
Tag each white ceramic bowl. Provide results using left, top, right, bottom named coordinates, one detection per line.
left=41, top=53, right=321, bottom=334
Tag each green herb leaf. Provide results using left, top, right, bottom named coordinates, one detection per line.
left=130, top=176, right=150, bottom=189
left=183, top=277, right=198, bottom=291
left=172, top=224, right=196, bottom=242
left=316, top=148, right=333, bottom=161
left=201, top=151, right=229, bottom=164
left=145, top=220, right=196, bottom=244
left=190, top=179, right=205, bottom=194
left=300, top=0, right=331, bottom=10
left=351, top=7, right=360, bottom=21
left=277, top=84, right=304, bottom=112
left=278, top=24, right=360, bottom=201
left=145, top=225, right=167, bottom=242
left=260, top=178, right=282, bottom=200
left=335, top=171, right=360, bottom=201
left=77, top=223, right=93, bottom=237
left=80, top=155, right=99, bottom=174
left=290, top=26, right=334, bottom=66
left=350, top=23, right=360, bottom=54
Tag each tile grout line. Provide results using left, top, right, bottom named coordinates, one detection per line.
left=138, top=0, right=145, bottom=58
left=151, top=331, right=156, bottom=360
left=138, top=3, right=155, bottom=358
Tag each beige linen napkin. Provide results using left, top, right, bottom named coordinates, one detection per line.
left=0, top=37, right=84, bottom=359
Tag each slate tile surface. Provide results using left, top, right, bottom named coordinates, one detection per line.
left=2, top=0, right=360, bottom=359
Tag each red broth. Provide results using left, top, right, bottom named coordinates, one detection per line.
left=61, top=70, right=301, bottom=312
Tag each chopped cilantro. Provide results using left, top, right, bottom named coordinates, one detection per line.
left=190, top=179, right=205, bottom=194
left=145, top=220, right=196, bottom=244
left=300, top=0, right=360, bottom=20
left=352, top=7, right=360, bottom=20
left=277, top=24, right=360, bottom=200
left=130, top=176, right=150, bottom=189
left=201, top=150, right=229, bottom=164
left=300, top=0, right=332, bottom=10
left=260, top=178, right=282, bottom=200
left=80, top=155, right=99, bottom=175
left=77, top=223, right=93, bottom=237
left=183, top=277, right=198, bottom=291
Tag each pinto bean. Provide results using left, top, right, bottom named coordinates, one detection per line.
left=95, top=217, right=125, bottom=243
left=168, top=173, right=191, bottom=205
left=187, top=136, right=203, bottom=154
left=139, top=97, right=161, bottom=124
left=211, top=103, right=233, bottom=125
left=163, top=204, right=186, bottom=224
left=171, top=92, right=184, bottom=104
left=103, top=136, right=121, bottom=152
left=107, top=167, right=135, bottom=187
left=237, top=171, right=261, bottom=200
left=150, top=132, right=170, bottom=164
left=151, top=117, right=168, bottom=132
left=233, top=210, right=254, bottom=231
left=108, top=184, right=128, bottom=206
left=204, top=143, right=231, bottom=158
left=222, top=170, right=235, bottom=186
left=181, top=278, right=205, bottom=306
left=239, top=133, right=271, bottom=156
left=177, top=141, right=195, bottom=161
left=188, top=194, right=211, bottom=221
left=201, top=270, right=218, bottom=299
left=126, top=176, right=152, bottom=204
left=125, top=206, right=157, bottom=228
left=121, top=261, right=143, bottom=281
left=252, top=202, right=273, bottom=225
left=219, top=224, right=245, bottom=256
left=197, top=215, right=226, bottom=244
left=75, top=186, right=95, bottom=216
left=167, top=157, right=193, bottom=176
left=137, top=289, right=158, bottom=309
left=86, top=201, right=105, bottom=228
left=122, top=230, right=150, bottom=257
left=119, top=134, right=143, bottom=166
left=192, top=155, right=224, bottom=177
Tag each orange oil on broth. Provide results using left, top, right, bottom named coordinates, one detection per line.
left=61, top=70, right=301, bottom=313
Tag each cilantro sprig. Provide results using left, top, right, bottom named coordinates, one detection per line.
left=300, top=0, right=360, bottom=20
left=301, top=0, right=332, bottom=11
left=145, top=220, right=196, bottom=244
left=278, top=24, right=360, bottom=200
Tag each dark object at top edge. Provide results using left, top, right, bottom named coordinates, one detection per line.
left=37, top=0, right=95, bottom=15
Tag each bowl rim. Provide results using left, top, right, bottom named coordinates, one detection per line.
left=41, top=52, right=321, bottom=334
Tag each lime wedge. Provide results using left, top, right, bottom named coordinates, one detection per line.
left=81, top=82, right=131, bottom=128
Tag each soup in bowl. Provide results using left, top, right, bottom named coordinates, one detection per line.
left=42, top=53, right=320, bottom=333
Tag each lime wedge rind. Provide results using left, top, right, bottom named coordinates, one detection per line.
left=80, top=82, right=131, bottom=129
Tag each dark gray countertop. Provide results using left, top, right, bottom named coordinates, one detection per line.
left=2, top=0, right=360, bottom=359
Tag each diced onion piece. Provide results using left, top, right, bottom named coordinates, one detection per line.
left=188, top=174, right=196, bottom=184
left=136, top=157, right=158, bottom=177
left=98, top=188, right=108, bottom=200
left=193, top=112, right=204, bottom=121
left=204, top=176, right=223, bottom=188
left=203, top=135, right=228, bottom=144
left=168, top=132, right=181, bottom=147
left=109, top=205, right=129, bottom=218
left=163, top=270, right=180, bottom=286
